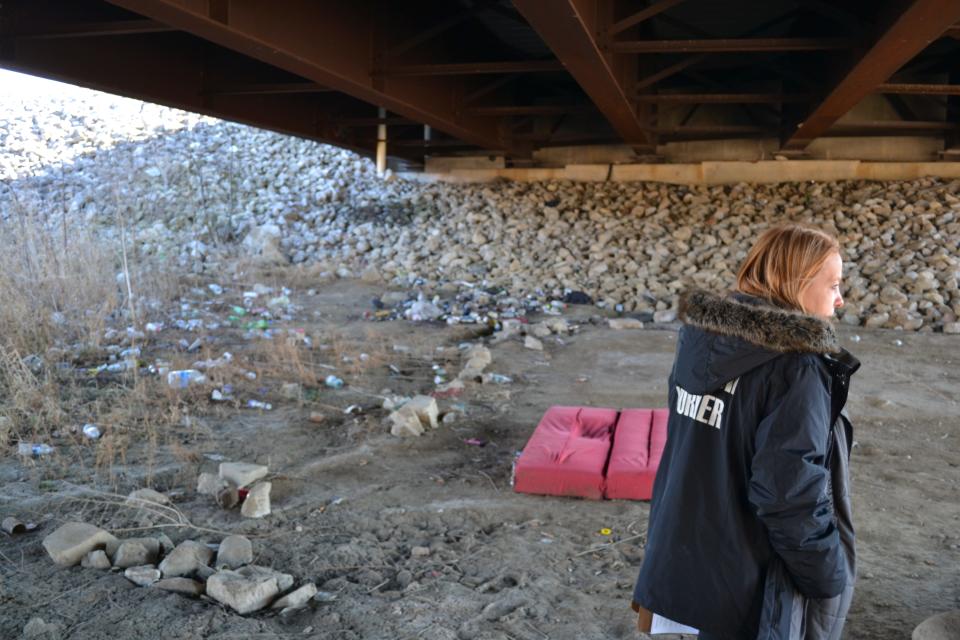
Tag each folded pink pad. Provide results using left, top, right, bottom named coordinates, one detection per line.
left=604, top=408, right=669, bottom=500
left=513, top=406, right=618, bottom=500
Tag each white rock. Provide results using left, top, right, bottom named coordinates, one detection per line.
left=42, top=522, right=118, bottom=567
left=271, top=583, right=318, bottom=609
left=124, top=565, right=161, bottom=587
left=219, top=462, right=268, bottom=488
left=206, top=569, right=280, bottom=614
left=158, top=540, right=214, bottom=577
left=216, top=535, right=254, bottom=569
left=197, top=472, right=228, bottom=496
left=125, top=488, right=171, bottom=507
left=608, top=318, right=644, bottom=330
left=81, top=550, right=111, bottom=569
left=389, top=404, right=425, bottom=437
left=524, top=336, right=544, bottom=351
left=405, top=395, right=439, bottom=429
left=241, top=482, right=272, bottom=518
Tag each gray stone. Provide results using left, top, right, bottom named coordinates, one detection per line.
left=271, top=583, right=318, bottom=609
left=280, top=382, right=301, bottom=400
left=81, top=549, right=111, bottom=570
left=124, top=565, right=161, bottom=587
left=158, top=540, right=214, bottom=577
left=197, top=472, right=228, bottom=496
left=913, top=610, right=960, bottom=640
left=240, top=481, right=272, bottom=518
left=216, top=535, right=253, bottom=569
left=106, top=536, right=161, bottom=561
left=219, top=462, right=268, bottom=488
left=112, top=540, right=158, bottom=569
left=42, top=522, right=118, bottom=567
left=653, top=309, right=678, bottom=323
left=206, top=568, right=281, bottom=614
left=21, top=617, right=63, bottom=640
left=865, top=312, right=890, bottom=328
left=239, top=565, right=294, bottom=592
left=411, top=546, right=431, bottom=557
left=153, top=577, right=204, bottom=597
left=944, top=322, right=960, bottom=334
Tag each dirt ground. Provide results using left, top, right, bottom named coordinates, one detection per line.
left=1, top=277, right=958, bottom=640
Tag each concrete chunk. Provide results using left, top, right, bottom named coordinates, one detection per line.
left=154, top=577, right=204, bottom=597
left=240, top=482, right=272, bottom=518
left=405, top=395, right=439, bottom=429
left=388, top=405, right=424, bottom=437
left=271, top=583, right=318, bottom=609
left=206, top=569, right=280, bottom=614
left=219, top=462, right=268, bottom=488
left=106, top=536, right=161, bottom=561
left=126, top=488, right=171, bottom=506
left=113, top=540, right=158, bottom=569
left=81, top=550, right=111, bottom=570
left=42, top=522, right=118, bottom=567
left=608, top=318, right=644, bottom=330
left=197, top=472, right=228, bottom=496
left=158, top=540, right=214, bottom=578
left=124, top=565, right=161, bottom=587
left=216, top=535, right=253, bottom=569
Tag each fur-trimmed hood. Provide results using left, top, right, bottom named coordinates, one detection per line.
left=671, top=289, right=840, bottom=395
left=679, top=289, right=839, bottom=354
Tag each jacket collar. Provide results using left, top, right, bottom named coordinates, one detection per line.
left=678, top=289, right=840, bottom=354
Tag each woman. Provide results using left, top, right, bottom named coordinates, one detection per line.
left=632, top=224, right=859, bottom=639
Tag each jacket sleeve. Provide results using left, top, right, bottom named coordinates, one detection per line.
left=747, top=361, right=846, bottom=599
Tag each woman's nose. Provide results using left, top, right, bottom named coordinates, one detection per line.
left=835, top=293, right=844, bottom=308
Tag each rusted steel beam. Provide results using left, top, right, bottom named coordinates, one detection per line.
left=611, top=37, right=852, bottom=54
left=384, top=8, right=476, bottom=58
left=465, top=105, right=596, bottom=116
left=204, top=81, right=332, bottom=96
left=877, top=83, right=960, bottom=96
left=784, top=0, right=960, bottom=150
left=105, top=0, right=507, bottom=152
left=379, top=60, right=565, bottom=76
left=609, top=0, right=688, bottom=36
left=512, top=0, right=651, bottom=148
left=13, top=19, right=175, bottom=39
left=827, top=120, right=959, bottom=135
left=635, top=93, right=811, bottom=104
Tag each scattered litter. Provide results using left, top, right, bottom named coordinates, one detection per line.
left=167, top=369, right=206, bottom=388
left=2, top=517, right=37, bottom=535
left=599, top=528, right=612, bottom=536
left=893, top=339, right=903, bottom=346
left=145, top=322, right=164, bottom=332
left=464, top=438, right=486, bottom=447
left=324, top=375, right=344, bottom=389
left=18, top=443, right=54, bottom=457
left=81, top=424, right=101, bottom=440
left=344, top=404, right=362, bottom=415
left=208, top=283, right=224, bottom=295
left=482, top=373, right=513, bottom=385
left=246, top=400, right=272, bottom=410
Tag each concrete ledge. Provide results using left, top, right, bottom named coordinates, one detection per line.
left=400, top=161, right=960, bottom=185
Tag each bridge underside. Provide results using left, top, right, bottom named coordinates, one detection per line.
left=2, top=0, right=960, bottom=168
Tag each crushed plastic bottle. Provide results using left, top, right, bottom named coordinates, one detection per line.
left=81, top=424, right=101, bottom=439
left=246, top=399, right=272, bottom=410
left=324, top=375, right=345, bottom=389
left=167, top=369, right=207, bottom=388
left=18, top=443, right=54, bottom=457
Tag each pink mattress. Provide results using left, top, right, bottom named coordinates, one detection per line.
left=512, top=406, right=618, bottom=500
left=604, top=408, right=669, bottom=500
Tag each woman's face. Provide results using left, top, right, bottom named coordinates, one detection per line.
left=799, top=252, right=844, bottom=319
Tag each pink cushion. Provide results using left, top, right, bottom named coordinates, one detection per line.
left=604, top=408, right=669, bottom=500
left=513, top=406, right=617, bottom=500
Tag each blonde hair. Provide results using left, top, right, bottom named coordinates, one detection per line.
left=736, top=224, right=839, bottom=312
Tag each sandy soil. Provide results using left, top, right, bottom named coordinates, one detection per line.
left=1, top=278, right=958, bottom=639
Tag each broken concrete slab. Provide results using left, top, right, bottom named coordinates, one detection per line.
left=388, top=404, right=425, bottom=437
left=42, top=522, right=118, bottom=567
left=216, top=535, right=253, bottom=569
left=206, top=569, right=280, bottom=614
left=240, top=482, right=272, bottom=518
left=405, top=395, right=439, bottom=429
left=197, top=472, right=228, bottom=496
left=153, top=577, right=204, bottom=597
left=124, top=565, right=161, bottom=587
left=158, top=540, right=214, bottom=578
left=81, top=550, right=111, bottom=570
left=271, top=583, right=318, bottom=610
left=219, top=462, right=268, bottom=488
left=608, top=318, right=644, bottom=330
left=523, top=336, right=544, bottom=351
left=112, top=540, right=159, bottom=569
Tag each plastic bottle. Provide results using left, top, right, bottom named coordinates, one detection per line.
left=246, top=399, right=272, bottom=410
left=324, top=375, right=345, bottom=389
left=81, top=424, right=101, bottom=439
left=18, top=443, right=54, bottom=457
left=167, top=369, right=207, bottom=388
